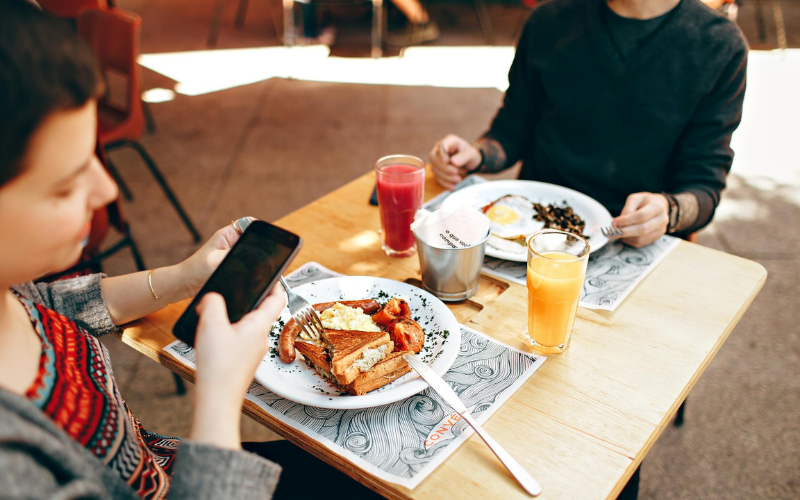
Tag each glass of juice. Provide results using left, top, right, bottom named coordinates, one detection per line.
left=375, top=155, right=425, bottom=257
left=526, top=229, right=590, bottom=354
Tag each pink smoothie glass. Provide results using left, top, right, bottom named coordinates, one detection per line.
left=375, top=155, right=425, bottom=258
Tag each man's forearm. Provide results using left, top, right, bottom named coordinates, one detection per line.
left=673, top=192, right=700, bottom=233
left=476, top=138, right=508, bottom=173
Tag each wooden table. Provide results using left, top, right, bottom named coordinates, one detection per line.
left=114, top=169, right=766, bottom=499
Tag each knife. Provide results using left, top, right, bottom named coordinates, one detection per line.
left=403, top=354, right=542, bottom=496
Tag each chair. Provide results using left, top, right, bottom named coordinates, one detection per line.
left=283, top=0, right=385, bottom=58
left=34, top=0, right=107, bottom=18
left=77, top=8, right=201, bottom=242
left=41, top=144, right=187, bottom=395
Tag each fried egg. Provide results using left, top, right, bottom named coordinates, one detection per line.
left=483, top=195, right=544, bottom=241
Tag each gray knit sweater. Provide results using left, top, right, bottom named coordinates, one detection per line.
left=1, top=275, right=281, bottom=499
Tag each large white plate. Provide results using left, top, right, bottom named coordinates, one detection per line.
left=441, top=180, right=613, bottom=262
left=255, top=276, right=461, bottom=409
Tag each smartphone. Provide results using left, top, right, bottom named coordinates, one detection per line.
left=172, top=220, right=302, bottom=347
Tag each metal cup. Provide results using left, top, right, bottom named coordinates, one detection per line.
left=413, top=230, right=490, bottom=301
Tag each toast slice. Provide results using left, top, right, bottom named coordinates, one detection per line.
left=322, top=329, right=393, bottom=385
left=346, top=350, right=412, bottom=396
left=295, top=341, right=335, bottom=382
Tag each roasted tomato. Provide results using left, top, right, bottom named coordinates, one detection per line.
left=387, top=318, right=424, bottom=354
left=371, top=297, right=411, bottom=326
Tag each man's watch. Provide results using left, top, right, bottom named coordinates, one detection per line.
left=663, top=192, right=680, bottom=234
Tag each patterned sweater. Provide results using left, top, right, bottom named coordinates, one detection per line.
left=1, top=275, right=281, bottom=499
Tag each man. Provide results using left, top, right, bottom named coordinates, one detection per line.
left=430, top=0, right=747, bottom=248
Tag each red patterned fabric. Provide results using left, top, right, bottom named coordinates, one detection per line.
left=20, top=296, right=178, bottom=499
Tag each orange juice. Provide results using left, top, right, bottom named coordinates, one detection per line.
left=526, top=250, right=587, bottom=353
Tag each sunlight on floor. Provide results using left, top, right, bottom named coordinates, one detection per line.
left=138, top=45, right=516, bottom=96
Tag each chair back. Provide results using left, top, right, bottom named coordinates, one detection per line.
left=37, top=0, right=108, bottom=18
left=78, top=8, right=145, bottom=141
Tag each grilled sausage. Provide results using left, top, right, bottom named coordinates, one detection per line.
left=387, top=317, right=425, bottom=354
left=278, top=299, right=381, bottom=363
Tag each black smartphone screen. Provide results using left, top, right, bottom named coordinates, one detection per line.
left=172, top=220, right=301, bottom=346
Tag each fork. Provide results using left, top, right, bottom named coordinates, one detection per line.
left=600, top=224, right=624, bottom=238
left=278, top=276, right=325, bottom=341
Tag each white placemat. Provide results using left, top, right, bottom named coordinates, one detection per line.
left=163, top=262, right=545, bottom=489
left=425, top=177, right=681, bottom=311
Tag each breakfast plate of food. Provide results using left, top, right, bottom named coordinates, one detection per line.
left=255, top=276, right=461, bottom=409
left=440, top=180, right=613, bottom=262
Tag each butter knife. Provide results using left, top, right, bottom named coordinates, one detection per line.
left=403, top=354, right=542, bottom=496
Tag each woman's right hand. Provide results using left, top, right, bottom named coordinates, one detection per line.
left=189, top=286, right=286, bottom=450
left=429, top=134, right=483, bottom=190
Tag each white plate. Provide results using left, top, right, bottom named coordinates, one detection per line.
left=441, top=180, right=612, bottom=262
left=255, top=276, right=461, bottom=409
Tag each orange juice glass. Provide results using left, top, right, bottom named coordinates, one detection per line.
left=526, top=230, right=590, bottom=354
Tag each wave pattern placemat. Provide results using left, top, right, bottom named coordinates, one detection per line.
left=163, top=262, right=545, bottom=489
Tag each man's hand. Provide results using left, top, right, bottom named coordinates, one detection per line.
left=428, top=134, right=482, bottom=190
left=611, top=192, right=669, bottom=248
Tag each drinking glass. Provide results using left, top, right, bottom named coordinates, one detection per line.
left=526, top=230, right=590, bottom=354
left=375, top=155, right=425, bottom=257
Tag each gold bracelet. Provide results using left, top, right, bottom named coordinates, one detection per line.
left=148, top=269, right=159, bottom=300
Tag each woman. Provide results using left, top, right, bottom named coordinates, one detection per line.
left=0, top=2, right=286, bottom=498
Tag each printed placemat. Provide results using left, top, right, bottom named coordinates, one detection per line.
left=163, top=262, right=545, bottom=489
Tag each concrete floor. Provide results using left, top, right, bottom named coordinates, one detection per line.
left=97, top=0, right=800, bottom=498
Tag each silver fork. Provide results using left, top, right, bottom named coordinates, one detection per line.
left=278, top=276, right=325, bottom=341
left=600, top=225, right=624, bottom=238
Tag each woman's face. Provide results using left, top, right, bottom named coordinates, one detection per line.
left=0, top=101, right=118, bottom=284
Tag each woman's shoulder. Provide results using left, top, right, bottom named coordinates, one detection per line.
left=0, top=388, right=139, bottom=499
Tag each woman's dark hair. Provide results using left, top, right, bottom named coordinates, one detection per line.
left=0, top=0, right=102, bottom=185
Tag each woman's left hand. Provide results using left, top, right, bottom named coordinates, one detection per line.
left=611, top=193, right=669, bottom=248
left=178, top=219, right=253, bottom=297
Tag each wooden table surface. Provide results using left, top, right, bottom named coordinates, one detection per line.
left=114, top=169, right=766, bottom=500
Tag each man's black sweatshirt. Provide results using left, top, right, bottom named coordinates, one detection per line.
left=484, top=0, right=747, bottom=231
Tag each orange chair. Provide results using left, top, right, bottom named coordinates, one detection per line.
left=35, top=0, right=107, bottom=18
left=41, top=143, right=187, bottom=395
left=42, top=144, right=145, bottom=281
left=77, top=8, right=201, bottom=242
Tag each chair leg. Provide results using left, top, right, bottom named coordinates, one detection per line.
left=142, top=99, right=156, bottom=134
left=674, top=400, right=686, bottom=427
left=235, top=0, right=249, bottom=29
left=208, top=0, right=226, bottom=46
left=106, top=157, right=134, bottom=201
left=172, top=373, right=187, bottom=396
left=473, top=0, right=495, bottom=45
left=108, top=141, right=202, bottom=242
left=125, top=228, right=147, bottom=272
left=773, top=0, right=787, bottom=50
left=372, top=0, right=383, bottom=58
left=283, top=0, right=295, bottom=46
left=755, top=0, right=767, bottom=42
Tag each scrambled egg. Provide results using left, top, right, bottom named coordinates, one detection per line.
left=320, top=303, right=381, bottom=332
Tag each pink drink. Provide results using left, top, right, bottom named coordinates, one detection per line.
left=375, top=156, right=425, bottom=257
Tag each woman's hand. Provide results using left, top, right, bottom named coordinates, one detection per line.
left=178, top=221, right=252, bottom=299
left=429, top=134, right=482, bottom=190
left=190, top=287, right=286, bottom=450
left=611, top=192, right=669, bottom=248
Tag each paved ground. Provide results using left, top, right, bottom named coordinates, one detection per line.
left=97, top=0, right=800, bottom=498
